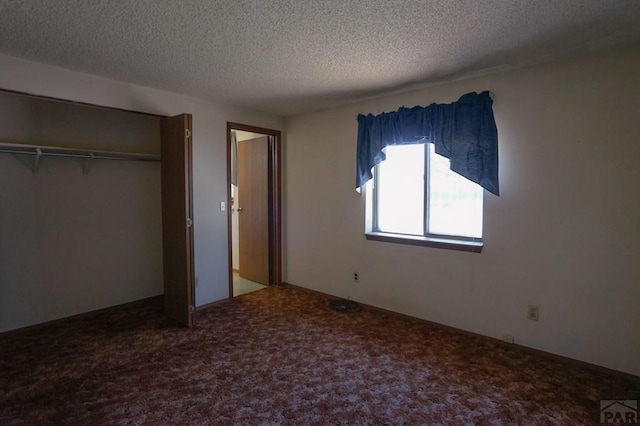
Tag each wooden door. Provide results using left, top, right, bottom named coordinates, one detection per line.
left=160, top=114, right=194, bottom=327
left=237, top=136, right=269, bottom=285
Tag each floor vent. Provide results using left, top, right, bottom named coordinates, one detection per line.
left=329, top=299, right=362, bottom=313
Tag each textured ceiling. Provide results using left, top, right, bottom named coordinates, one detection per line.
left=1, top=1, right=639, bottom=117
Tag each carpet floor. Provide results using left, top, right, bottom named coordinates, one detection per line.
left=1, top=285, right=638, bottom=425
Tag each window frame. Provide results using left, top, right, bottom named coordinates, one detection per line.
left=365, top=143, right=484, bottom=253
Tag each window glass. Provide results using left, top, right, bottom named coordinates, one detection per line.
left=372, top=143, right=483, bottom=240
left=427, top=144, right=483, bottom=238
left=376, top=144, right=424, bottom=235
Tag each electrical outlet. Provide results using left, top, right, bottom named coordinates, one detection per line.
left=527, top=304, right=539, bottom=321
left=502, top=334, right=515, bottom=344
left=353, top=272, right=359, bottom=282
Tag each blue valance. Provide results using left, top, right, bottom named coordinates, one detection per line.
left=356, top=91, right=499, bottom=195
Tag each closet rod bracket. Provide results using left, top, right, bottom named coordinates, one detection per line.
left=82, top=153, right=95, bottom=175
left=32, top=148, right=42, bottom=173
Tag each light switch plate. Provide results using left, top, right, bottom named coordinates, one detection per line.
left=220, top=201, right=226, bottom=212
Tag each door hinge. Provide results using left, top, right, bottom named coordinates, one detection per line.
left=185, top=129, right=192, bottom=139
left=186, top=218, right=193, bottom=228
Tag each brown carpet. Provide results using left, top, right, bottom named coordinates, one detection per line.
left=1, top=285, right=638, bottom=425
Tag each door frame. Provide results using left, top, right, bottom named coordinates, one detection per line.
left=226, top=122, right=282, bottom=297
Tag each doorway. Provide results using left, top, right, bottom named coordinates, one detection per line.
left=227, top=122, right=281, bottom=297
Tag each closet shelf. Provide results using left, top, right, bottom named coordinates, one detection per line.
left=0, top=141, right=160, bottom=162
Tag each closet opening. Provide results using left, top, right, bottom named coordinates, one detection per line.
left=0, top=88, right=194, bottom=329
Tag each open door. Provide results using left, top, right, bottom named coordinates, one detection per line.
left=227, top=123, right=282, bottom=298
left=161, top=114, right=195, bottom=327
left=237, top=136, right=269, bottom=285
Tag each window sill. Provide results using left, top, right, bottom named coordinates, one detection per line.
left=365, top=232, right=483, bottom=253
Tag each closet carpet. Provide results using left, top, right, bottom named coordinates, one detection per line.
left=1, top=285, right=638, bottom=425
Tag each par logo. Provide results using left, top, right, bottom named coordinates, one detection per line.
left=600, top=400, right=637, bottom=424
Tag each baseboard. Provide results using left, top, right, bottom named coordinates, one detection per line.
left=0, top=295, right=163, bottom=337
left=282, top=282, right=639, bottom=381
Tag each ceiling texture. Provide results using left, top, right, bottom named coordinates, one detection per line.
left=1, top=0, right=639, bottom=116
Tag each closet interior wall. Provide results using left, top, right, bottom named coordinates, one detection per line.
left=0, top=91, right=163, bottom=332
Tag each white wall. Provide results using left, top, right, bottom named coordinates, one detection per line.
left=0, top=54, right=283, bottom=331
left=284, top=45, right=640, bottom=376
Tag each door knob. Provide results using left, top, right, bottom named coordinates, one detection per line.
left=237, top=207, right=244, bottom=212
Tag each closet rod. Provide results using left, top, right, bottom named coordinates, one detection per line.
left=0, top=142, right=160, bottom=162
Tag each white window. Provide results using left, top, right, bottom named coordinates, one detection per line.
left=366, top=143, right=483, bottom=251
